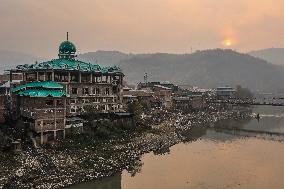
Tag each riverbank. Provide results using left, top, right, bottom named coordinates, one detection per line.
left=0, top=107, right=252, bottom=189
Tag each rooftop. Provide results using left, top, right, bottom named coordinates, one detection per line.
left=18, top=89, right=68, bottom=97
left=12, top=59, right=122, bottom=74
left=12, top=81, right=64, bottom=93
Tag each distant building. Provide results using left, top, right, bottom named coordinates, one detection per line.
left=137, top=81, right=179, bottom=93
left=172, top=94, right=207, bottom=112
left=0, top=80, right=22, bottom=123
left=216, top=86, right=236, bottom=100
left=152, top=85, right=172, bottom=108
left=0, top=74, right=22, bottom=84
left=122, top=89, right=154, bottom=109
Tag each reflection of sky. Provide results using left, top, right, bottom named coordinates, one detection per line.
left=122, top=106, right=284, bottom=189
left=121, top=138, right=284, bottom=189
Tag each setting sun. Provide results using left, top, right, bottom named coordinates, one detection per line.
left=225, top=40, right=232, bottom=46
left=223, top=39, right=232, bottom=47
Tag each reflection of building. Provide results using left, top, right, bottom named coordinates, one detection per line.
left=216, top=86, right=236, bottom=100
left=7, top=34, right=124, bottom=144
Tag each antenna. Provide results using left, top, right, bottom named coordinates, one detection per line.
left=67, top=32, right=69, bottom=41
left=144, top=72, right=148, bottom=84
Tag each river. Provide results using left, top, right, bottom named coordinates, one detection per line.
left=67, top=106, right=284, bottom=189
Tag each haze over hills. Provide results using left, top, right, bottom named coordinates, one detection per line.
left=249, top=48, right=284, bottom=66
left=79, top=49, right=284, bottom=93
left=1, top=49, right=284, bottom=93
left=0, top=50, right=38, bottom=73
left=78, top=50, right=133, bottom=67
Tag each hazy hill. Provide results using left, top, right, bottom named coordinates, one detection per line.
left=80, top=49, right=284, bottom=92
left=77, top=50, right=133, bottom=67
left=0, top=51, right=38, bottom=73
left=249, top=48, right=284, bottom=66
left=1, top=49, right=284, bottom=92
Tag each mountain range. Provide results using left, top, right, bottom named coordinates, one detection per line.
left=0, top=50, right=38, bottom=73
left=249, top=48, right=284, bottom=66
left=78, top=49, right=284, bottom=93
left=1, top=49, right=284, bottom=93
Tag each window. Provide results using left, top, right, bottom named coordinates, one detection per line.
left=46, top=100, right=53, bottom=106
left=96, top=88, right=100, bottom=94
left=102, top=76, right=107, bottom=83
left=81, top=73, right=91, bottom=83
left=96, top=77, right=102, bottom=83
left=70, top=106, right=77, bottom=113
left=82, top=99, right=89, bottom=104
left=83, top=88, right=89, bottom=95
left=72, top=88, right=78, bottom=95
left=47, top=72, right=52, bottom=81
left=70, top=73, right=79, bottom=82
left=70, top=99, right=77, bottom=104
left=56, top=100, right=63, bottom=106
left=105, top=88, right=110, bottom=95
left=93, top=88, right=100, bottom=95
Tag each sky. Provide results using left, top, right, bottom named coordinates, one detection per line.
left=0, top=0, right=284, bottom=58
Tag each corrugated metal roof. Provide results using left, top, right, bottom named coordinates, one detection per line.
left=14, top=58, right=122, bottom=74
left=18, top=89, right=68, bottom=97
left=12, top=81, right=64, bottom=93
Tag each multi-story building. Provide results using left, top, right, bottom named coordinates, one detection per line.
left=7, top=35, right=124, bottom=144
left=216, top=86, right=236, bottom=100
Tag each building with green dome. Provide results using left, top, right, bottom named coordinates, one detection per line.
left=7, top=34, right=125, bottom=144
left=58, top=40, right=77, bottom=59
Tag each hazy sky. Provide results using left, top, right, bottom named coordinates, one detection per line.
left=0, top=0, right=284, bottom=58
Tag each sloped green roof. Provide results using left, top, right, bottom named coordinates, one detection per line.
left=12, top=81, right=64, bottom=93
left=182, top=90, right=193, bottom=97
left=15, top=59, right=122, bottom=74
left=18, top=89, right=68, bottom=97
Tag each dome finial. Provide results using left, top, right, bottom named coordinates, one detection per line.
left=67, top=32, right=69, bottom=41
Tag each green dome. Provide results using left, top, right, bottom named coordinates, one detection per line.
left=59, top=41, right=76, bottom=54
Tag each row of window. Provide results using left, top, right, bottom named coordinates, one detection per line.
left=45, top=99, right=63, bottom=106
left=37, top=120, right=63, bottom=127
left=71, top=87, right=111, bottom=95
left=70, top=104, right=118, bottom=113
left=70, top=98, right=116, bottom=104
left=26, top=73, right=121, bottom=84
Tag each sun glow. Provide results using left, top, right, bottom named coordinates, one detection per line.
left=225, top=40, right=232, bottom=46
left=222, top=39, right=235, bottom=48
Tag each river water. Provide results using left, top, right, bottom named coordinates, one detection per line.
left=68, top=106, right=284, bottom=189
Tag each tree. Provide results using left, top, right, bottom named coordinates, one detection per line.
left=235, top=85, right=254, bottom=100
left=127, top=101, right=143, bottom=121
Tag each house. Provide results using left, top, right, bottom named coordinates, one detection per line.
left=6, top=34, right=125, bottom=144
left=216, top=86, right=236, bottom=100
left=172, top=88, right=208, bottom=111
left=122, top=89, right=154, bottom=109
left=10, top=81, right=68, bottom=144
left=152, top=85, right=172, bottom=108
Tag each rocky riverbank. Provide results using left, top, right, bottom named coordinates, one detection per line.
left=0, top=106, right=252, bottom=189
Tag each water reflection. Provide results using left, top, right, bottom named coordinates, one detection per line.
left=68, top=106, right=284, bottom=189
left=67, top=174, right=122, bottom=189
